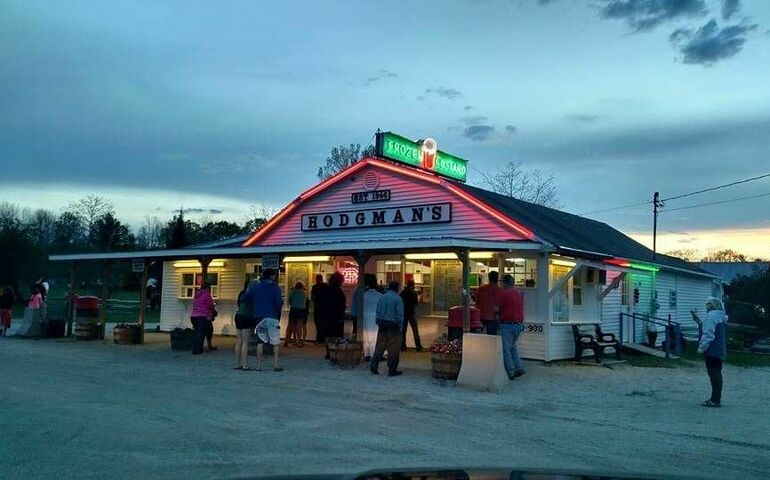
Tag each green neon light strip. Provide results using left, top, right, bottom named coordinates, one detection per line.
left=629, top=262, right=659, bottom=272
left=376, top=131, right=468, bottom=182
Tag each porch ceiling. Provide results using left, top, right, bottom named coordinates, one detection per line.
left=48, top=238, right=543, bottom=262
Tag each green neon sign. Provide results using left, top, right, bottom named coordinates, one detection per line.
left=375, top=131, right=468, bottom=182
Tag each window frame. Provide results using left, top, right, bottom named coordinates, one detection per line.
left=179, top=270, right=220, bottom=299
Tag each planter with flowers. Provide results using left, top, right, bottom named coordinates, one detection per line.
left=429, top=339, right=463, bottom=379
left=113, top=323, right=141, bottom=345
left=327, top=337, right=363, bottom=368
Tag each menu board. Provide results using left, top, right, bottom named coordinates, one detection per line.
left=432, top=260, right=463, bottom=312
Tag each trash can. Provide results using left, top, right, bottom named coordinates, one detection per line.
left=74, top=296, right=100, bottom=322
left=446, top=306, right=482, bottom=341
left=74, top=296, right=104, bottom=340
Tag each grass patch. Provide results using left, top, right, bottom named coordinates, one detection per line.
left=680, top=345, right=770, bottom=368
left=624, top=353, right=690, bottom=369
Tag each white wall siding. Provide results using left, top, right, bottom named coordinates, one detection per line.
left=601, top=270, right=624, bottom=337
left=675, top=274, right=714, bottom=337
left=159, top=259, right=247, bottom=335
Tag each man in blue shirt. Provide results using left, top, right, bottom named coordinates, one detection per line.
left=242, top=268, right=284, bottom=371
left=370, top=281, right=405, bottom=377
left=243, top=268, right=283, bottom=321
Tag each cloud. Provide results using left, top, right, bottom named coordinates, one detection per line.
left=564, top=113, right=602, bottom=123
left=458, top=115, right=489, bottom=125
left=600, top=0, right=708, bottom=32
left=504, top=125, right=517, bottom=135
left=670, top=19, right=757, bottom=65
left=418, top=86, right=462, bottom=101
left=721, top=0, right=740, bottom=20
left=463, top=125, right=495, bottom=141
left=361, top=68, right=397, bottom=86
left=179, top=207, right=224, bottom=215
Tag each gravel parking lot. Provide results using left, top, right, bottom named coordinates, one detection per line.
left=2, top=334, right=769, bottom=479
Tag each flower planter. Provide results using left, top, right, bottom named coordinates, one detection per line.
left=170, top=328, right=194, bottom=350
left=431, top=352, right=463, bottom=379
left=113, top=325, right=140, bottom=345
left=328, top=340, right=363, bottom=368
left=74, top=322, right=102, bottom=341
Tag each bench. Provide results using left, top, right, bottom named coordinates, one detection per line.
left=572, top=324, right=622, bottom=363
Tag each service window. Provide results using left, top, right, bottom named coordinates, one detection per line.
left=180, top=271, right=219, bottom=299
left=503, top=258, right=538, bottom=288
left=551, top=264, right=571, bottom=322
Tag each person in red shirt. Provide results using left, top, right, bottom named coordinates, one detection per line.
left=495, top=274, right=525, bottom=379
left=475, top=271, right=502, bottom=335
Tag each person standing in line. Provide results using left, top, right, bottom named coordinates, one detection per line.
left=233, top=280, right=256, bottom=370
left=323, top=272, right=347, bottom=341
left=190, top=283, right=215, bottom=355
left=1, top=287, right=14, bottom=336
left=400, top=279, right=423, bottom=352
left=286, top=281, right=307, bottom=347
left=242, top=268, right=284, bottom=371
left=476, top=271, right=502, bottom=335
left=495, top=274, right=526, bottom=380
left=310, top=274, right=329, bottom=344
left=350, top=274, right=382, bottom=361
left=370, top=281, right=405, bottom=377
left=693, top=298, right=728, bottom=407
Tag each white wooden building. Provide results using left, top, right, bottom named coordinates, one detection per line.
left=51, top=133, right=720, bottom=361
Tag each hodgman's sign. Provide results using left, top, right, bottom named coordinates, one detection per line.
left=301, top=203, right=452, bottom=231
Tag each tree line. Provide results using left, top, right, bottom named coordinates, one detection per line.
left=0, top=196, right=271, bottom=295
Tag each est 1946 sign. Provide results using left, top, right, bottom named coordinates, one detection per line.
left=301, top=203, right=451, bottom=232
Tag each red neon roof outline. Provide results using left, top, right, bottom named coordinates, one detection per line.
left=243, top=157, right=536, bottom=246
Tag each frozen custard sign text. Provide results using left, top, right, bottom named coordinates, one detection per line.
left=301, top=203, right=452, bottom=231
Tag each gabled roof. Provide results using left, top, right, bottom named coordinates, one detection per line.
left=457, top=183, right=712, bottom=277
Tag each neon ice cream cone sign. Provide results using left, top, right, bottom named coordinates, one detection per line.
left=420, top=138, right=438, bottom=169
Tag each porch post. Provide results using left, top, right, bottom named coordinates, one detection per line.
left=199, top=257, right=211, bottom=280
left=100, top=260, right=109, bottom=324
left=458, top=249, right=470, bottom=331
left=66, top=261, right=77, bottom=337
left=138, top=260, right=148, bottom=344
left=537, top=252, right=551, bottom=360
left=352, top=250, right=370, bottom=339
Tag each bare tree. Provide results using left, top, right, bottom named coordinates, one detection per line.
left=244, top=202, right=277, bottom=232
left=317, top=143, right=375, bottom=179
left=702, top=248, right=748, bottom=262
left=665, top=248, right=701, bottom=262
left=480, top=161, right=560, bottom=208
left=27, top=209, right=57, bottom=248
left=137, top=215, right=164, bottom=250
left=68, top=195, right=114, bottom=238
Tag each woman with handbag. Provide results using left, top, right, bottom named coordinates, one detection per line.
left=190, top=282, right=216, bottom=355
left=234, top=280, right=256, bottom=370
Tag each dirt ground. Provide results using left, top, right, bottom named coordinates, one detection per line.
left=1, top=334, right=769, bottom=480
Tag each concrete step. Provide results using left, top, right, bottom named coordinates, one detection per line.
left=624, top=342, right=679, bottom=359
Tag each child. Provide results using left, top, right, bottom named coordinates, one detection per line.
left=0, top=287, right=14, bottom=336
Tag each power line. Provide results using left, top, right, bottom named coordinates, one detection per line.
left=578, top=172, right=770, bottom=216
left=661, top=172, right=770, bottom=202
left=660, top=191, right=770, bottom=213
left=578, top=200, right=652, bottom=216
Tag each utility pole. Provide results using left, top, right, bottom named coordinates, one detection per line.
left=652, top=191, right=663, bottom=260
